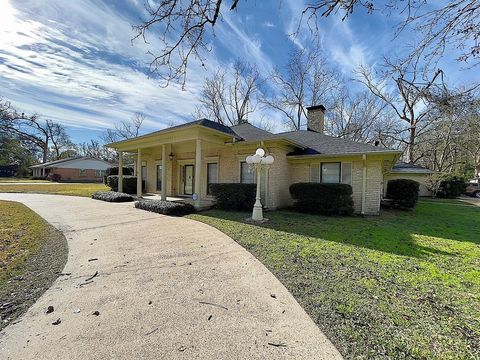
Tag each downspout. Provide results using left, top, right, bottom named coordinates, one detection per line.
left=361, top=154, right=367, bottom=215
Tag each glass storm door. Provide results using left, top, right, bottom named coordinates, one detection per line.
left=183, top=165, right=194, bottom=195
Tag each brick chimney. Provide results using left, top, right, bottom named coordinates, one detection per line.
left=306, top=105, right=325, bottom=133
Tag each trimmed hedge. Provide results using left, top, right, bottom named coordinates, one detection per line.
left=209, top=183, right=256, bottom=211
left=106, top=166, right=134, bottom=176
left=104, top=166, right=133, bottom=184
left=107, top=175, right=138, bottom=194
left=135, top=200, right=195, bottom=216
left=92, top=191, right=134, bottom=202
left=289, top=183, right=354, bottom=216
left=436, top=175, right=467, bottom=198
left=50, top=173, right=62, bottom=182
left=386, top=179, right=419, bottom=209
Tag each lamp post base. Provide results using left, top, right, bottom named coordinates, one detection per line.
left=252, top=203, right=263, bottom=221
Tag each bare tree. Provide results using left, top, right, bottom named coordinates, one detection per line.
left=195, top=61, right=261, bottom=126
left=356, top=55, right=444, bottom=163
left=46, top=120, right=74, bottom=160
left=133, top=1, right=480, bottom=85
left=1, top=99, right=51, bottom=163
left=263, top=49, right=340, bottom=130
left=303, top=1, right=480, bottom=67
left=326, top=90, right=399, bottom=145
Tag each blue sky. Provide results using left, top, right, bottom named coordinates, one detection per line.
left=0, top=0, right=477, bottom=143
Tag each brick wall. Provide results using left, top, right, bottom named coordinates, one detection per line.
left=50, top=167, right=104, bottom=182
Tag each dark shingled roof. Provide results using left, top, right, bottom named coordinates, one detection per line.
left=278, top=130, right=394, bottom=155
left=230, top=122, right=276, bottom=141
left=229, top=123, right=397, bottom=155
left=391, top=161, right=434, bottom=173
left=165, top=118, right=239, bottom=137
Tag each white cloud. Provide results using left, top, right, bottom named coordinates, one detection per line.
left=0, top=0, right=212, bottom=136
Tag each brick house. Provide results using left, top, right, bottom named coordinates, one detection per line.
left=30, top=157, right=113, bottom=182
left=107, top=106, right=403, bottom=215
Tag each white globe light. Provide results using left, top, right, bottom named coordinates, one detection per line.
left=264, top=155, right=274, bottom=165
left=255, top=148, right=265, bottom=157
left=246, top=155, right=253, bottom=164
left=252, top=154, right=262, bottom=163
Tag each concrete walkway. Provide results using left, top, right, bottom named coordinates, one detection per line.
left=0, top=194, right=342, bottom=360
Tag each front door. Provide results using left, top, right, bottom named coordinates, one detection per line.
left=183, top=165, right=194, bottom=195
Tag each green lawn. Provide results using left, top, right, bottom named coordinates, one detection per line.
left=0, top=201, right=51, bottom=284
left=0, top=183, right=109, bottom=197
left=188, top=200, right=480, bottom=359
left=0, top=177, right=49, bottom=183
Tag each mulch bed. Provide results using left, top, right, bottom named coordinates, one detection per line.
left=0, top=227, right=68, bottom=330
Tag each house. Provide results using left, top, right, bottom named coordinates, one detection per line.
left=30, top=157, right=113, bottom=182
left=107, top=106, right=402, bottom=215
left=384, top=161, right=435, bottom=197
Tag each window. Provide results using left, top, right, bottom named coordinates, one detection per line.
left=321, top=162, right=341, bottom=183
left=341, top=163, right=352, bottom=185
left=207, top=163, right=218, bottom=195
left=310, top=162, right=350, bottom=184
left=79, top=169, right=87, bottom=177
left=240, top=161, right=255, bottom=184
left=141, top=165, right=147, bottom=181
left=95, top=170, right=105, bottom=177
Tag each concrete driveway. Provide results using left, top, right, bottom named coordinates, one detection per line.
left=0, top=194, right=342, bottom=360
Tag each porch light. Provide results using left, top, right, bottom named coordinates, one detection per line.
left=246, top=148, right=274, bottom=222
left=169, top=152, right=174, bottom=160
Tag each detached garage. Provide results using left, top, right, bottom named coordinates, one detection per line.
left=384, top=161, right=435, bottom=197
left=30, top=157, right=113, bottom=182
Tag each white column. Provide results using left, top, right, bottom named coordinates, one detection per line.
left=161, top=144, right=167, bottom=201
left=361, top=154, right=367, bottom=215
left=194, top=139, right=202, bottom=206
left=118, top=151, right=123, bottom=193
left=41, top=167, right=45, bottom=177
left=137, top=149, right=142, bottom=198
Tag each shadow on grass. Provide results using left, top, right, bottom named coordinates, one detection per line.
left=197, top=201, right=480, bottom=258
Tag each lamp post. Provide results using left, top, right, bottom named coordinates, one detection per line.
left=246, top=148, right=274, bottom=221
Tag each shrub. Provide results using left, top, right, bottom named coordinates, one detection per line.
left=209, top=183, right=256, bottom=211
left=50, top=173, right=62, bottom=182
left=92, top=191, right=134, bottom=202
left=435, top=175, right=467, bottom=198
left=30, top=176, right=46, bottom=180
left=386, top=179, right=419, bottom=209
left=135, top=200, right=195, bottom=216
left=289, top=183, right=354, bottom=216
left=104, top=167, right=133, bottom=184
left=106, top=175, right=139, bottom=194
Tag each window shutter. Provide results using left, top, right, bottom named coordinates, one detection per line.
left=310, top=164, right=320, bottom=183
left=341, top=163, right=352, bottom=184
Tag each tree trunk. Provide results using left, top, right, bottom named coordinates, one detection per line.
left=407, top=124, right=416, bottom=163
left=42, top=137, right=49, bottom=163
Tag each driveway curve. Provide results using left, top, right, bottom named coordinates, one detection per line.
left=0, top=194, right=342, bottom=360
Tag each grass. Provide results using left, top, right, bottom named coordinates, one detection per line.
left=0, top=183, right=109, bottom=197
left=188, top=199, right=480, bottom=359
left=0, top=201, right=50, bottom=284
left=0, top=177, right=49, bottom=183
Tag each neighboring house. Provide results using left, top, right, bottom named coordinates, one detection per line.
left=107, top=106, right=402, bottom=215
left=30, top=157, right=113, bottom=182
left=384, top=161, right=435, bottom=197
left=0, top=164, right=18, bottom=177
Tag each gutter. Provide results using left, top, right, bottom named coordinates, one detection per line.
left=287, top=150, right=402, bottom=160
